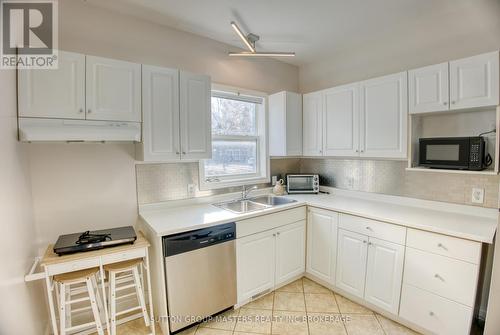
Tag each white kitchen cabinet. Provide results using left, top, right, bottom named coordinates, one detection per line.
left=450, top=51, right=499, bottom=110
left=275, top=221, right=306, bottom=286
left=86, top=55, right=141, bottom=122
left=336, top=229, right=368, bottom=298
left=302, top=92, right=323, bottom=156
left=179, top=71, right=212, bottom=160
left=409, top=62, right=449, bottom=114
left=323, top=83, right=360, bottom=156
left=139, top=65, right=180, bottom=161
left=269, top=91, right=303, bottom=156
left=18, top=50, right=86, bottom=119
left=236, top=229, right=276, bottom=302
left=359, top=71, right=408, bottom=159
left=306, top=208, right=337, bottom=285
left=364, top=237, right=405, bottom=314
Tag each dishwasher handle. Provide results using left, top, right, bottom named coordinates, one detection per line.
left=163, top=222, right=236, bottom=257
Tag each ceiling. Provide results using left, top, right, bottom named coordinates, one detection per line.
left=83, top=0, right=500, bottom=67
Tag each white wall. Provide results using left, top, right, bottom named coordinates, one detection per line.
left=299, top=0, right=500, bottom=92
left=0, top=71, right=46, bottom=333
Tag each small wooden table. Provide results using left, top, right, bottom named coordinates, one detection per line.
left=40, top=231, right=155, bottom=335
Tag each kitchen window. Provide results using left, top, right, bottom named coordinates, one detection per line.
left=199, top=85, right=269, bottom=190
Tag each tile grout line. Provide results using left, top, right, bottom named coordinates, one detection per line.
left=302, top=277, right=311, bottom=335
left=374, top=314, right=388, bottom=335
left=331, top=289, right=350, bottom=335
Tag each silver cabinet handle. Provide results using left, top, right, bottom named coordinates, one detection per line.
left=273, top=233, right=276, bottom=237
left=368, top=242, right=372, bottom=246
left=87, top=109, right=92, bottom=114
left=366, top=226, right=373, bottom=231
left=437, top=243, right=448, bottom=251
left=443, top=102, right=448, bottom=105
left=276, top=232, right=280, bottom=236
left=176, top=151, right=180, bottom=155
left=434, top=273, right=445, bottom=282
left=363, top=240, right=367, bottom=244
left=182, top=151, right=186, bottom=155
left=78, top=108, right=83, bottom=113
left=355, top=149, right=359, bottom=153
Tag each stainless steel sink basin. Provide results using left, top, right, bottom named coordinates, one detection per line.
left=213, top=199, right=269, bottom=214
left=249, top=195, right=298, bottom=206
left=213, top=195, right=297, bottom=214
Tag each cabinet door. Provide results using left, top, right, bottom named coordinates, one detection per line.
left=285, top=92, right=303, bottom=156
left=141, top=65, right=180, bottom=161
left=323, top=83, right=360, bottom=156
left=275, top=221, right=306, bottom=286
left=359, top=72, right=408, bottom=159
left=179, top=71, right=212, bottom=160
left=86, top=56, right=141, bottom=122
left=336, top=229, right=368, bottom=298
left=18, top=50, right=85, bottom=119
left=236, top=230, right=276, bottom=303
left=409, top=62, right=449, bottom=114
left=302, top=92, right=323, bottom=156
left=306, top=208, right=338, bottom=285
left=450, top=51, right=499, bottom=110
left=364, top=237, right=404, bottom=314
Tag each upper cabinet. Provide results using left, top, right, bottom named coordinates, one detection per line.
left=140, top=65, right=180, bottom=161
left=137, top=67, right=212, bottom=162
left=86, top=56, right=142, bottom=122
left=303, top=72, right=408, bottom=159
left=302, top=92, right=323, bottom=156
left=18, top=51, right=142, bottom=123
left=410, top=51, right=499, bottom=114
left=269, top=91, right=303, bottom=156
left=409, top=62, right=449, bottom=114
left=359, top=72, right=408, bottom=159
left=323, top=83, right=360, bottom=156
left=450, top=51, right=499, bottom=110
left=18, top=50, right=86, bottom=119
left=179, top=72, right=212, bottom=160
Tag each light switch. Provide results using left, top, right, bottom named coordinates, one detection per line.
left=471, top=188, right=484, bottom=204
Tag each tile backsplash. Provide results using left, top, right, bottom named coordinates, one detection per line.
left=136, top=158, right=499, bottom=208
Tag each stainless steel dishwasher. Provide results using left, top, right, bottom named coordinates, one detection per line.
left=163, top=222, right=236, bottom=333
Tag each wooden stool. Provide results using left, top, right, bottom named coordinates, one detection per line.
left=54, top=267, right=104, bottom=335
left=104, top=259, right=150, bottom=335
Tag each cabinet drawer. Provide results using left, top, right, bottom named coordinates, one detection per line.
left=237, top=207, right=306, bottom=238
left=339, top=214, right=406, bottom=244
left=46, top=257, right=100, bottom=276
left=404, top=247, right=479, bottom=306
left=407, top=229, right=481, bottom=264
left=101, top=248, right=146, bottom=265
left=400, top=284, right=472, bottom=335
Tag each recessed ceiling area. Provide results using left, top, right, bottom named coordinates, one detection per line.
left=82, top=0, right=500, bottom=67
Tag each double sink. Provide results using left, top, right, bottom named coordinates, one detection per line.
left=213, top=195, right=297, bottom=214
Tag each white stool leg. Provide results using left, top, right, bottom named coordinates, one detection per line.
left=110, top=271, right=117, bottom=335
left=91, top=275, right=105, bottom=321
left=59, top=283, right=66, bottom=335
left=132, top=266, right=150, bottom=327
left=86, top=277, right=104, bottom=335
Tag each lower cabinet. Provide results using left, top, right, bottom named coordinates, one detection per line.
left=306, top=208, right=338, bottom=285
left=336, top=223, right=405, bottom=314
left=236, top=220, right=306, bottom=303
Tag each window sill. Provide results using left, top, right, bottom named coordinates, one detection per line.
left=199, top=176, right=270, bottom=191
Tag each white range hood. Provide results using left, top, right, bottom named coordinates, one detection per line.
left=18, top=118, right=141, bottom=142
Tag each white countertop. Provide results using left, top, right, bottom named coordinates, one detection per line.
left=139, top=188, right=498, bottom=243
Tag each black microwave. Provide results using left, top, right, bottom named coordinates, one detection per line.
left=419, top=137, right=487, bottom=170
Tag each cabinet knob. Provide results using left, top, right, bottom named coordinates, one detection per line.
left=182, top=151, right=186, bottom=155
left=365, top=226, right=373, bottom=231
left=429, top=311, right=435, bottom=317
left=78, top=108, right=83, bottom=113
left=273, top=233, right=276, bottom=237
left=363, top=240, right=367, bottom=244
left=368, top=242, right=372, bottom=246
left=277, top=232, right=280, bottom=236
left=176, top=152, right=180, bottom=155
left=451, top=101, right=456, bottom=104
left=437, top=243, right=448, bottom=251
left=87, top=109, right=92, bottom=114
left=355, top=150, right=359, bottom=153
left=434, top=273, right=444, bottom=281
left=443, top=102, right=448, bottom=106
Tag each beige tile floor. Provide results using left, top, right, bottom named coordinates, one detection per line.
left=93, top=277, right=421, bottom=335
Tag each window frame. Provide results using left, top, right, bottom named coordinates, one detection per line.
left=199, top=84, right=269, bottom=190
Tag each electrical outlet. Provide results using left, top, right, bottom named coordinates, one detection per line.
left=187, top=184, right=196, bottom=197
left=471, top=188, right=484, bottom=204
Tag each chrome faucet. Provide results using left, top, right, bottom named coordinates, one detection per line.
left=241, top=185, right=258, bottom=200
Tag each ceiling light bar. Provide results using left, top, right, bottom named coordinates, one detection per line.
left=229, top=52, right=296, bottom=57
left=230, top=21, right=256, bottom=53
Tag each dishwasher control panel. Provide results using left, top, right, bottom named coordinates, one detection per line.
left=163, top=222, right=236, bottom=257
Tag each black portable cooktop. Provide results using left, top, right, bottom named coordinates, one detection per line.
left=53, top=226, right=137, bottom=256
